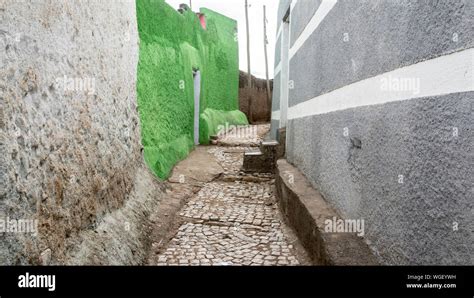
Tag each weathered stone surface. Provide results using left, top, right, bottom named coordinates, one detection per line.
left=168, top=147, right=224, bottom=187
left=39, top=248, right=51, bottom=266
left=243, top=141, right=278, bottom=173
left=273, top=0, right=473, bottom=265
left=0, top=0, right=163, bottom=265
left=275, top=159, right=379, bottom=265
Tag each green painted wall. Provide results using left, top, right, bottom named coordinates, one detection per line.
left=136, top=0, right=246, bottom=179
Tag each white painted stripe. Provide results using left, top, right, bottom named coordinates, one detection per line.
left=272, top=110, right=281, bottom=120
left=286, top=48, right=474, bottom=120
left=274, top=0, right=336, bottom=77
left=276, top=24, right=283, bottom=40
left=290, top=0, right=298, bottom=11
left=274, top=62, right=282, bottom=76
left=289, top=0, right=337, bottom=61
left=276, top=0, right=297, bottom=41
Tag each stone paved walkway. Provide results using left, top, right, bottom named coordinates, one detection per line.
left=213, top=124, right=271, bottom=147
left=151, top=125, right=307, bottom=266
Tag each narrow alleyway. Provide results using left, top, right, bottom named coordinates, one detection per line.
left=147, top=125, right=309, bottom=266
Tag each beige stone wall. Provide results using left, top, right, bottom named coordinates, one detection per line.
left=0, top=0, right=162, bottom=265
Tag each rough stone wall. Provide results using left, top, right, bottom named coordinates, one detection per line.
left=0, top=0, right=162, bottom=265
left=272, top=0, right=474, bottom=264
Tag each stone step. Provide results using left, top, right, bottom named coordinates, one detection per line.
left=261, top=140, right=278, bottom=146
left=260, top=140, right=278, bottom=157
left=245, top=147, right=263, bottom=156
left=275, top=159, right=379, bottom=265
left=243, top=142, right=278, bottom=173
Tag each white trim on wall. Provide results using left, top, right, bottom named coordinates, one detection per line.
left=272, top=110, right=281, bottom=120
left=276, top=24, right=283, bottom=40
left=274, top=62, right=282, bottom=76
left=276, top=0, right=298, bottom=40
left=290, top=0, right=298, bottom=11
left=289, top=0, right=337, bottom=61
left=273, top=0, right=337, bottom=77
left=277, top=48, right=474, bottom=120
left=279, top=18, right=291, bottom=128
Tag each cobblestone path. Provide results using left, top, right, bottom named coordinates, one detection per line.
left=152, top=125, right=307, bottom=266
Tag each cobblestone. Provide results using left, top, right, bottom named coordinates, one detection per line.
left=154, top=125, right=302, bottom=266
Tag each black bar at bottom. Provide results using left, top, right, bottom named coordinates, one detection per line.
left=0, top=266, right=472, bottom=297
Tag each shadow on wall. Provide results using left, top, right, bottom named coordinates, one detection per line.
left=239, top=71, right=273, bottom=124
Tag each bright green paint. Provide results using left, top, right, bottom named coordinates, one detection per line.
left=200, top=108, right=249, bottom=144
left=136, top=0, right=245, bottom=179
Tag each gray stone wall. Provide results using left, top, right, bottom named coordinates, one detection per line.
left=270, top=0, right=290, bottom=138
left=288, top=0, right=474, bottom=107
left=272, top=0, right=474, bottom=264
left=289, top=0, right=321, bottom=47
left=0, top=0, right=162, bottom=265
